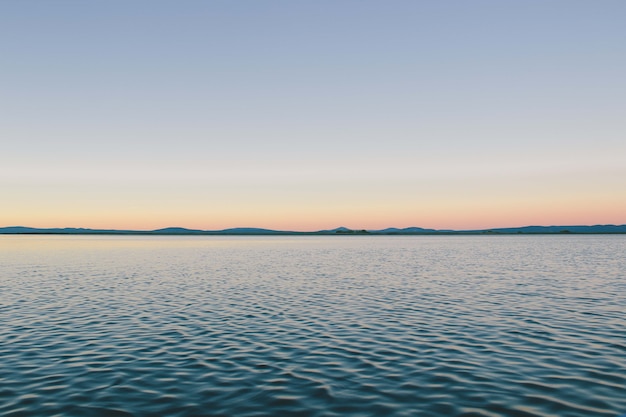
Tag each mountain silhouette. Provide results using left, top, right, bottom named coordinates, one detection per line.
left=2, top=224, right=625, bottom=235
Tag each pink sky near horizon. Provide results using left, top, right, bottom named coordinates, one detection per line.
left=2, top=2, right=625, bottom=230
left=3, top=185, right=624, bottom=231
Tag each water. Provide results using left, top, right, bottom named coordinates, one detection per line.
left=1, top=235, right=624, bottom=417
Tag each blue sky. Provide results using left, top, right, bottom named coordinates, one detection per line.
left=2, top=1, right=625, bottom=230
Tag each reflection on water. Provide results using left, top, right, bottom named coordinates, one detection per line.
left=1, top=235, right=625, bottom=416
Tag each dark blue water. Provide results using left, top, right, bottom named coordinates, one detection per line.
left=1, top=235, right=625, bottom=416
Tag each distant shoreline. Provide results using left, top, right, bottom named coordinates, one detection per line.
left=2, top=225, right=625, bottom=236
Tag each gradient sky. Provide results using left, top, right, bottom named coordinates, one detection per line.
left=2, top=1, right=625, bottom=231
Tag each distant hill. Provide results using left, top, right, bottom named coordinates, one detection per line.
left=0, top=226, right=137, bottom=234
left=371, top=225, right=626, bottom=235
left=477, top=225, right=626, bottom=234
left=0, top=226, right=36, bottom=233
left=152, top=227, right=206, bottom=234
left=219, top=228, right=286, bottom=234
left=318, top=226, right=351, bottom=233
left=1, top=224, right=625, bottom=235
left=318, top=227, right=369, bottom=234
left=373, top=227, right=438, bottom=234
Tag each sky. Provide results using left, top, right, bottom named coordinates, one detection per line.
left=2, top=1, right=625, bottom=231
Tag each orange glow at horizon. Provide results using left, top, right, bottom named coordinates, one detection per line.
left=3, top=191, right=625, bottom=232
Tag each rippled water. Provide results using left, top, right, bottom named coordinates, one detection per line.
left=1, top=235, right=625, bottom=417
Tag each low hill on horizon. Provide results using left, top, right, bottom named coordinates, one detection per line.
left=2, top=224, right=626, bottom=235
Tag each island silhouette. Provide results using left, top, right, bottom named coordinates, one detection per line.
left=1, top=225, right=625, bottom=235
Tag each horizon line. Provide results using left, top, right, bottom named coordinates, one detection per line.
left=2, top=223, right=626, bottom=235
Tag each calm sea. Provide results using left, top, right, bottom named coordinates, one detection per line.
left=1, top=235, right=624, bottom=417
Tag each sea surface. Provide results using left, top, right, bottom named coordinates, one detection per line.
left=1, top=235, right=625, bottom=417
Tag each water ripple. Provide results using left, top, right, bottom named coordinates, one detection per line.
left=1, top=235, right=625, bottom=416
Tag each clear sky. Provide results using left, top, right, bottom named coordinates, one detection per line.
left=2, top=1, right=625, bottom=231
